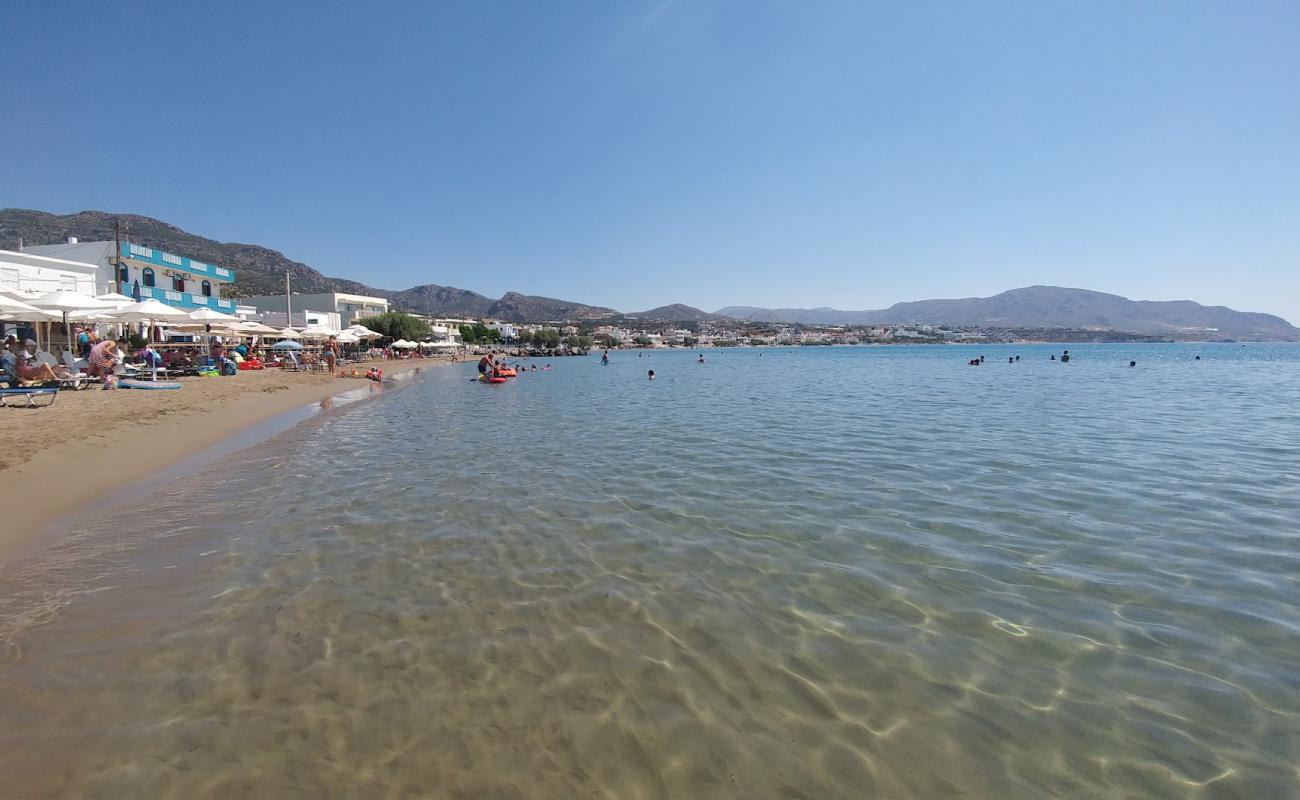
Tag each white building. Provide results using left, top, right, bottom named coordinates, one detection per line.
left=484, top=320, right=518, bottom=339
left=0, top=249, right=99, bottom=295
left=256, top=310, right=344, bottom=330
left=242, top=292, right=388, bottom=325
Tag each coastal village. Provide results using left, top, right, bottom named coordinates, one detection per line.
left=2, top=235, right=1178, bottom=375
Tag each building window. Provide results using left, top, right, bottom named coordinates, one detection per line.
left=143, top=267, right=155, bottom=288
left=1, top=267, right=18, bottom=289
left=201, top=280, right=212, bottom=297
left=173, top=274, right=186, bottom=292
left=117, top=264, right=129, bottom=283
left=60, top=276, right=77, bottom=291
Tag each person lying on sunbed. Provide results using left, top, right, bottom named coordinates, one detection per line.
left=5, top=339, right=71, bottom=385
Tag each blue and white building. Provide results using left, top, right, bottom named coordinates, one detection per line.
left=22, top=238, right=247, bottom=314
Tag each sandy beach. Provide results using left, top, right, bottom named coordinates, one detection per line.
left=0, top=358, right=448, bottom=560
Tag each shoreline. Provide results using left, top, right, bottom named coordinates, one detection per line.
left=0, top=358, right=450, bottom=562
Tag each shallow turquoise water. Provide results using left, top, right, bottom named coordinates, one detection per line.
left=2, top=344, right=1299, bottom=798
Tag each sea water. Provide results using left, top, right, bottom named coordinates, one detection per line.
left=1, top=343, right=1298, bottom=798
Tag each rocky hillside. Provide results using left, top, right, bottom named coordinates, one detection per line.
left=0, top=208, right=377, bottom=298
left=627, top=303, right=720, bottom=322
left=718, top=286, right=1299, bottom=340
left=0, top=209, right=614, bottom=322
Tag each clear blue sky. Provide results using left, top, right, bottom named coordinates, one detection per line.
left=2, top=1, right=1297, bottom=321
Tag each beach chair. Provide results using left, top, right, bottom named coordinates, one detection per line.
left=0, top=386, right=59, bottom=408
left=10, top=355, right=85, bottom=391
left=46, top=352, right=93, bottom=390
left=62, top=350, right=90, bottom=371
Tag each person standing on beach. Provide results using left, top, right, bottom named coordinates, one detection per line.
left=324, top=336, right=340, bottom=374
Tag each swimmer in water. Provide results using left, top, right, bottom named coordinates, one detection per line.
left=697, top=354, right=705, bottom=363
left=601, top=350, right=609, bottom=365
left=1129, top=361, right=1136, bottom=367
left=648, top=369, right=655, bottom=380
left=1061, top=350, right=1070, bottom=363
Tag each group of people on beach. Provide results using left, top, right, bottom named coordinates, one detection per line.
left=2, top=334, right=127, bottom=387
left=478, top=351, right=548, bottom=380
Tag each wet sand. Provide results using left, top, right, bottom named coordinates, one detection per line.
left=0, top=358, right=447, bottom=561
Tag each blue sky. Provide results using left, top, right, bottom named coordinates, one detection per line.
left=2, top=1, right=1297, bottom=321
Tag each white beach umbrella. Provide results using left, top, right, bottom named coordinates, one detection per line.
left=336, top=331, right=360, bottom=344
left=95, top=292, right=136, bottom=308
left=277, top=327, right=302, bottom=339
left=29, top=290, right=118, bottom=352
left=188, top=307, right=241, bottom=323
left=114, top=299, right=192, bottom=345
left=0, top=294, right=60, bottom=320
left=300, top=325, right=338, bottom=340
left=236, top=321, right=281, bottom=334
left=115, top=299, right=191, bottom=322
left=30, top=290, right=113, bottom=313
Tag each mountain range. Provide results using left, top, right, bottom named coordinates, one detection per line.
left=2, top=209, right=1295, bottom=339
left=717, top=286, right=1300, bottom=339
left=0, top=209, right=615, bottom=322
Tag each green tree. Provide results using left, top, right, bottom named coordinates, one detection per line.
left=593, top=333, right=619, bottom=348
left=358, top=312, right=431, bottom=341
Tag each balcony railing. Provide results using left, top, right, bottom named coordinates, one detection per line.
left=120, top=243, right=235, bottom=283
left=120, top=283, right=237, bottom=312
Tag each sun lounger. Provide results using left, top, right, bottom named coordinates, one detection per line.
left=0, top=386, right=59, bottom=408
left=62, top=350, right=91, bottom=372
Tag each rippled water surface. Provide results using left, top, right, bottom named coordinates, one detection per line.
left=3, top=344, right=1299, bottom=798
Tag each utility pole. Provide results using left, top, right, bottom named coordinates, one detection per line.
left=285, top=269, right=292, bottom=329
left=114, top=220, right=121, bottom=294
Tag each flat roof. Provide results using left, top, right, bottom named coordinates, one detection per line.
left=0, top=248, right=100, bottom=273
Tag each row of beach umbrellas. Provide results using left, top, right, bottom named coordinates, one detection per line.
left=2, top=290, right=463, bottom=353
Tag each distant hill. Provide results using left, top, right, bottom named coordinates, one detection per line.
left=6, top=211, right=1293, bottom=337
left=0, top=208, right=378, bottom=298
left=627, top=303, right=720, bottom=322
left=717, top=286, right=1299, bottom=340
left=0, top=209, right=614, bottom=323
